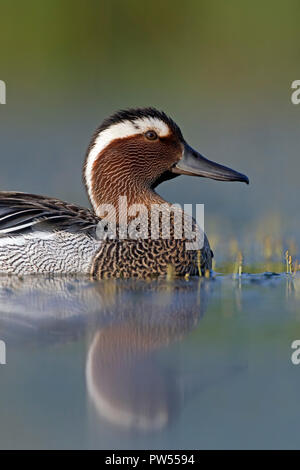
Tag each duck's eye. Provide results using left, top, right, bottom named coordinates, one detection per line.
left=145, top=130, right=158, bottom=141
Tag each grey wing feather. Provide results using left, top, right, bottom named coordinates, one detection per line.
left=0, top=192, right=99, bottom=235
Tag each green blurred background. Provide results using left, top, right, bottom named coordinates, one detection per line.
left=1, top=0, right=300, bottom=266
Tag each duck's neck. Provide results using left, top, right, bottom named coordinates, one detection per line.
left=89, top=171, right=166, bottom=219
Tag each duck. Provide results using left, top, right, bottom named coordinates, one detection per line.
left=0, top=108, right=249, bottom=278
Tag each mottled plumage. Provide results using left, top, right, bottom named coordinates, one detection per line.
left=0, top=192, right=101, bottom=275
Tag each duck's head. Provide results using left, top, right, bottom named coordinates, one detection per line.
left=84, top=108, right=249, bottom=215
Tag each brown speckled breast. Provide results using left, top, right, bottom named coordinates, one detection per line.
left=91, top=234, right=212, bottom=279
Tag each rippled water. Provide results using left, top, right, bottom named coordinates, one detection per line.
left=0, top=273, right=299, bottom=449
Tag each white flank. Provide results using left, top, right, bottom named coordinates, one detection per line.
left=85, top=117, right=170, bottom=210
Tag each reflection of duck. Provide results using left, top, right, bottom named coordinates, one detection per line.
left=0, top=276, right=218, bottom=431
left=86, top=280, right=211, bottom=431
left=0, top=274, right=209, bottom=341
left=0, top=108, right=248, bottom=278
left=0, top=275, right=242, bottom=434
left=87, top=328, right=175, bottom=431
left=0, top=275, right=105, bottom=342
left=0, top=275, right=212, bottom=432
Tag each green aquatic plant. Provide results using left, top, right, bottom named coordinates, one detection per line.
left=233, top=251, right=243, bottom=279
left=166, top=264, right=176, bottom=281
left=285, top=250, right=293, bottom=274
left=197, top=250, right=202, bottom=277
left=209, top=222, right=299, bottom=276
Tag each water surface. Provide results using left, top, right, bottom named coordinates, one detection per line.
left=0, top=273, right=299, bottom=449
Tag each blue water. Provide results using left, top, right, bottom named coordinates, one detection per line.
left=0, top=273, right=299, bottom=449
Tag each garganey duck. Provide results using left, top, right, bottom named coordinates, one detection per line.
left=0, top=108, right=248, bottom=278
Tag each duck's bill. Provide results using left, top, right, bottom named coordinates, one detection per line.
left=172, top=143, right=249, bottom=184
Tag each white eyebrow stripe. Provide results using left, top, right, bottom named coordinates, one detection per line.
left=85, top=117, right=170, bottom=209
